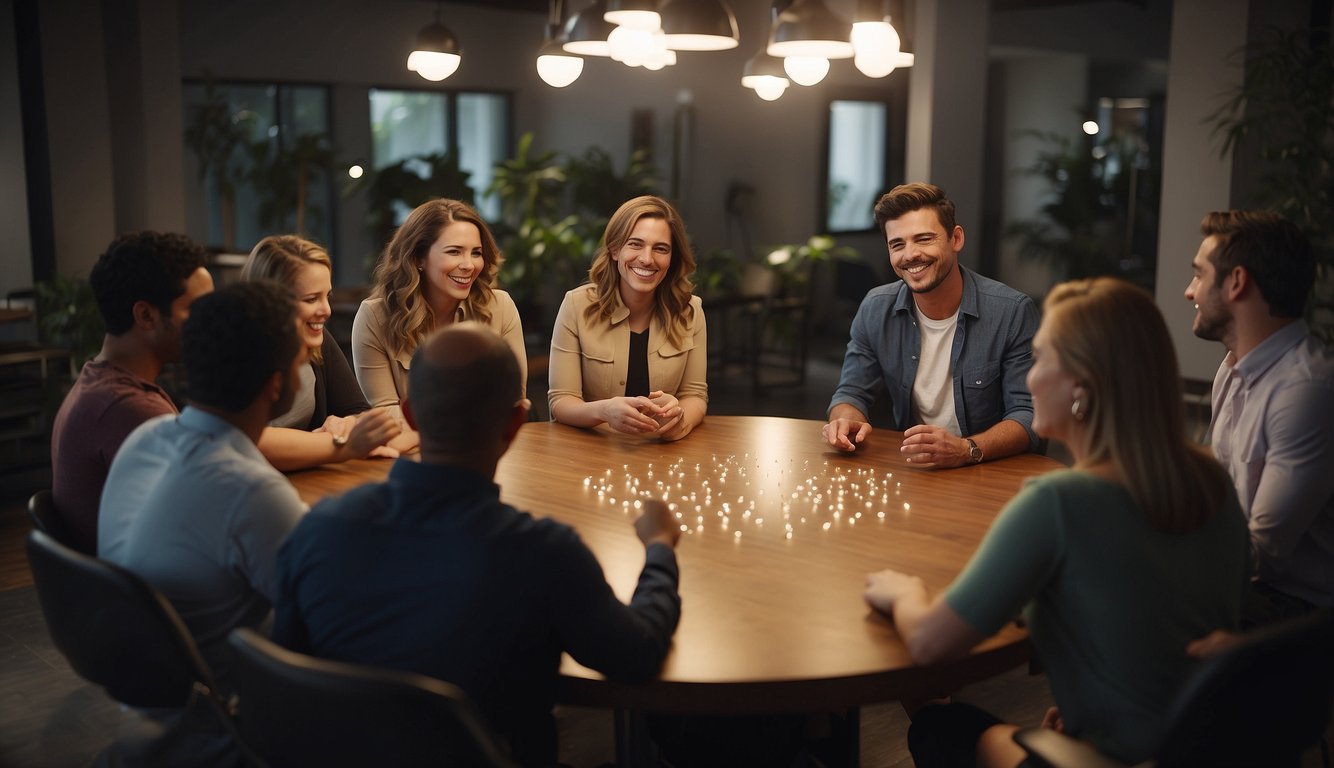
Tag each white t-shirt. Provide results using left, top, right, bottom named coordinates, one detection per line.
left=910, top=302, right=961, bottom=435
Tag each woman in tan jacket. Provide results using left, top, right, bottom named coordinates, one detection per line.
left=352, top=199, right=526, bottom=449
left=548, top=195, right=707, bottom=440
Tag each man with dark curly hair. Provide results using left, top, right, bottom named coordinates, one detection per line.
left=50, top=231, right=213, bottom=554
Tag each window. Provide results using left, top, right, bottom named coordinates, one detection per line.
left=826, top=101, right=887, bottom=232
left=821, top=83, right=907, bottom=234
left=182, top=81, right=334, bottom=252
left=369, top=89, right=511, bottom=221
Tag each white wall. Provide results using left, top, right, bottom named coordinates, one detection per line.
left=1155, top=0, right=1251, bottom=382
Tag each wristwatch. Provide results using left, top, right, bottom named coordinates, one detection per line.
left=966, top=438, right=983, bottom=464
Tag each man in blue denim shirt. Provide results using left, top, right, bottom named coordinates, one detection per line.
left=824, top=183, right=1039, bottom=468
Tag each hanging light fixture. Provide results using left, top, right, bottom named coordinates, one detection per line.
left=659, top=0, right=740, bottom=51
left=783, top=55, right=829, bottom=85
left=767, top=0, right=853, bottom=60
left=406, top=2, right=462, bottom=82
left=605, top=0, right=661, bottom=29
left=537, top=19, right=584, bottom=87
left=741, top=48, right=790, bottom=101
left=851, top=0, right=912, bottom=77
left=564, top=0, right=616, bottom=56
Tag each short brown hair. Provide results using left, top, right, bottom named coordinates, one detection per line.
left=873, top=182, right=957, bottom=237
left=1200, top=210, right=1314, bottom=318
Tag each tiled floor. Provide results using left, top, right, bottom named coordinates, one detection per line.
left=0, top=338, right=1058, bottom=767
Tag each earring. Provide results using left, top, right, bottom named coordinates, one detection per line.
left=1071, top=397, right=1087, bottom=421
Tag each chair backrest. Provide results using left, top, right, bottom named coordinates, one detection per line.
left=25, top=529, right=217, bottom=708
left=27, top=490, right=77, bottom=551
left=1156, top=608, right=1334, bottom=768
left=227, top=628, right=518, bottom=768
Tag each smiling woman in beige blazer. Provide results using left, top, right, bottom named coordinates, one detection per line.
left=352, top=199, right=526, bottom=450
left=548, top=195, right=707, bottom=440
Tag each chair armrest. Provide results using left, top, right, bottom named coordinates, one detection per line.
left=1013, top=727, right=1130, bottom=768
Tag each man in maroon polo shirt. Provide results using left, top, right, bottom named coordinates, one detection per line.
left=50, top=231, right=213, bottom=553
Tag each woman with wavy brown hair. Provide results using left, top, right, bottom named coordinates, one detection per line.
left=862, top=278, right=1249, bottom=767
left=548, top=195, right=706, bottom=440
left=352, top=199, right=526, bottom=445
left=240, top=235, right=403, bottom=470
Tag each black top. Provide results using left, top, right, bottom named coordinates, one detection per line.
left=308, top=332, right=370, bottom=430
left=625, top=328, right=650, bottom=398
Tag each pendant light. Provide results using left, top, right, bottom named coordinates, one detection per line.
left=406, top=2, right=462, bottom=82
left=564, top=0, right=616, bottom=56
left=537, top=2, right=584, bottom=87
left=605, top=0, right=660, bottom=29
left=659, top=0, right=740, bottom=51
left=851, top=0, right=913, bottom=77
left=766, top=0, right=853, bottom=60
left=741, top=48, right=790, bottom=101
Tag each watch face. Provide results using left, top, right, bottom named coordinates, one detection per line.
left=968, top=440, right=982, bottom=462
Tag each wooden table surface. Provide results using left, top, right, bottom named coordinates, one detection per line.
left=289, top=415, right=1061, bottom=714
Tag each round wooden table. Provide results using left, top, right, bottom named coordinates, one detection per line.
left=289, top=415, right=1060, bottom=715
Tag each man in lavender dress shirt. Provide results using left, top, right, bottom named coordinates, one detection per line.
left=1184, top=210, right=1334, bottom=623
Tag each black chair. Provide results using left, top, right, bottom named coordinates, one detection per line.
left=25, top=530, right=245, bottom=761
left=26, top=489, right=79, bottom=551
left=227, top=628, right=518, bottom=768
left=1014, top=608, right=1334, bottom=768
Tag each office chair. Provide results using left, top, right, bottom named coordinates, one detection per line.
left=25, top=530, right=246, bottom=763
left=26, top=489, right=83, bottom=553
left=1014, top=608, right=1334, bottom=768
left=228, top=628, right=519, bottom=768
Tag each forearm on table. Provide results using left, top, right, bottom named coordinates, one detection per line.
left=829, top=402, right=870, bottom=424
left=551, top=395, right=608, bottom=428
left=972, top=419, right=1033, bottom=461
left=258, top=426, right=360, bottom=471
left=894, top=589, right=984, bottom=666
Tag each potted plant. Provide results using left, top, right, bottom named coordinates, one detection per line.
left=1210, top=24, right=1334, bottom=342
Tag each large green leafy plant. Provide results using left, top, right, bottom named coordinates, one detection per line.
left=1210, top=25, right=1334, bottom=342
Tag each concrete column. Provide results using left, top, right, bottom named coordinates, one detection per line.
left=906, top=0, right=990, bottom=267
left=1154, top=0, right=1250, bottom=381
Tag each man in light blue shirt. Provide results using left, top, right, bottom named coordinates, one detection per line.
left=1185, top=210, right=1334, bottom=621
left=100, top=282, right=309, bottom=678
left=824, top=182, right=1039, bottom=468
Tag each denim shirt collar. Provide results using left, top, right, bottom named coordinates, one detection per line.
left=889, top=265, right=980, bottom=320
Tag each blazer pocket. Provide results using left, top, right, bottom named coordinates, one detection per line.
left=579, top=343, right=616, bottom=398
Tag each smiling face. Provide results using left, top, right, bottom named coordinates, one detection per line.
left=1026, top=323, right=1081, bottom=445
left=1184, top=235, right=1232, bottom=343
left=289, top=262, right=333, bottom=350
left=884, top=208, right=964, bottom=295
left=419, top=221, right=485, bottom=312
left=614, top=216, right=673, bottom=304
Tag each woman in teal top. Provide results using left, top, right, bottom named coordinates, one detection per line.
left=864, top=278, right=1250, bottom=767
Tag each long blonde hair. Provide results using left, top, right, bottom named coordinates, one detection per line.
left=585, top=195, right=697, bottom=347
left=242, top=234, right=332, bottom=363
left=369, top=199, right=504, bottom=358
left=1043, top=278, right=1230, bottom=534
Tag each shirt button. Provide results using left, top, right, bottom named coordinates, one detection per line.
left=911, top=355, right=917, bottom=360
left=619, top=380, right=626, bottom=385
left=975, top=379, right=982, bottom=385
